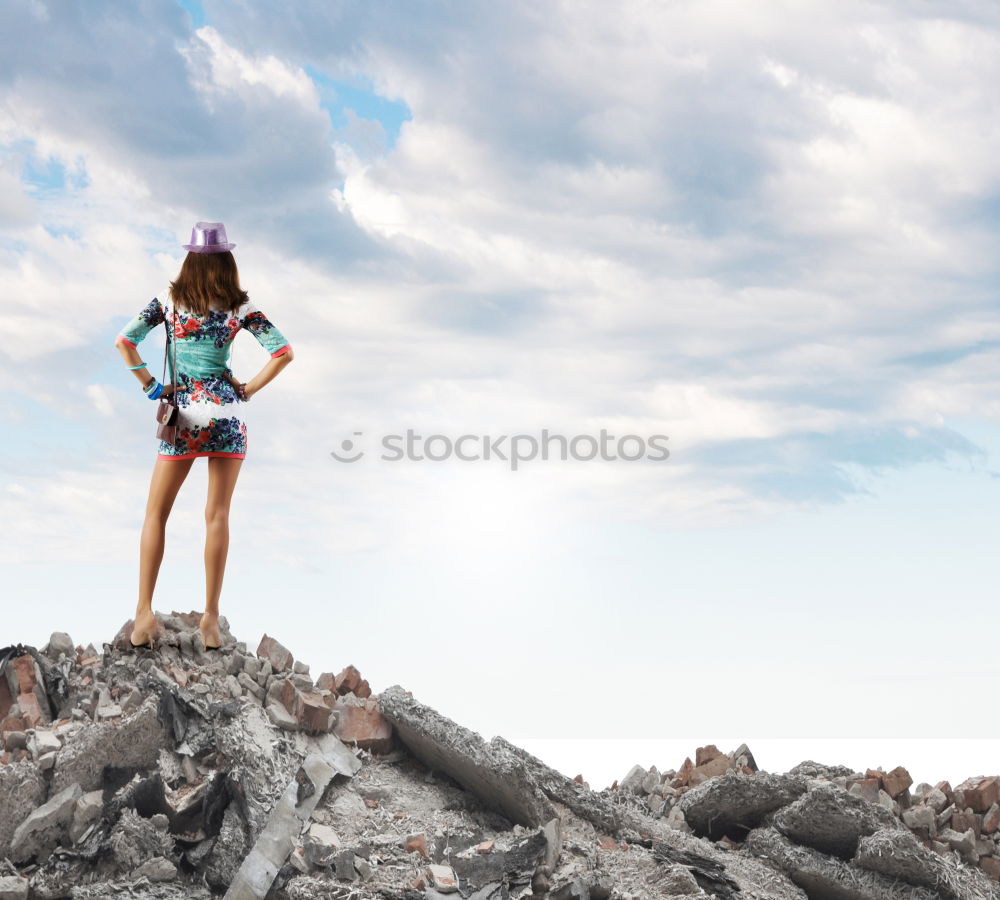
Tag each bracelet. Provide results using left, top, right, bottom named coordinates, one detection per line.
left=128, top=363, right=148, bottom=370
left=144, top=379, right=163, bottom=399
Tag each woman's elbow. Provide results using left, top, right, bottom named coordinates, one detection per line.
left=281, top=346, right=295, bottom=363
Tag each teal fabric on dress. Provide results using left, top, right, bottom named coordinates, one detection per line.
left=117, top=285, right=291, bottom=459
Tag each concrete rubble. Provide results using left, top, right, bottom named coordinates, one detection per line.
left=0, top=617, right=997, bottom=899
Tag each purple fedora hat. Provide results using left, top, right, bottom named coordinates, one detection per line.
left=183, top=221, right=236, bottom=253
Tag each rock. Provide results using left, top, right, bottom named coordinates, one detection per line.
left=134, top=856, right=177, bottom=882
left=11, top=782, right=82, bottom=863
left=618, top=764, right=647, bottom=793
left=0, top=875, right=29, bottom=900
left=27, top=729, right=60, bottom=759
left=426, top=863, right=459, bottom=892
left=256, top=634, right=294, bottom=673
left=70, top=789, right=104, bottom=843
left=44, top=632, right=75, bottom=661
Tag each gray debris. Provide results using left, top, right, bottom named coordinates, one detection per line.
left=377, top=684, right=557, bottom=827
left=676, top=770, right=810, bottom=840
left=11, top=782, right=82, bottom=863
left=772, top=781, right=904, bottom=858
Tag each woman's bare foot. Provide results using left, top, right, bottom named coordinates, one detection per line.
left=130, top=607, right=159, bottom=647
left=200, top=612, right=222, bottom=649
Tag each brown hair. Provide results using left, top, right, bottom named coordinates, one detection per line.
left=169, top=250, right=248, bottom=316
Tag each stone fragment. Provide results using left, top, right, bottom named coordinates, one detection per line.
left=27, top=729, right=60, bottom=759
left=44, top=632, right=75, bottom=661
left=256, top=634, right=293, bottom=673
left=0, top=875, right=29, bottom=900
left=11, top=782, right=82, bottom=863
left=405, top=833, right=428, bottom=857
left=426, top=863, right=459, bottom=892
left=134, top=856, right=178, bottom=881
left=70, top=789, right=103, bottom=843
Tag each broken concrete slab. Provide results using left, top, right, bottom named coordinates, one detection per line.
left=675, top=770, right=811, bottom=841
left=491, top=735, right=623, bottom=834
left=772, top=781, right=904, bottom=859
left=50, top=693, right=169, bottom=794
left=745, top=825, right=943, bottom=900
left=855, top=826, right=1000, bottom=900
left=223, top=734, right=361, bottom=899
left=377, top=684, right=557, bottom=828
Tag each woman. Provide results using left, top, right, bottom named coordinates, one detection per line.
left=113, top=222, right=294, bottom=650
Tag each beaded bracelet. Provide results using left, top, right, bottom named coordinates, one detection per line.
left=128, top=363, right=148, bottom=370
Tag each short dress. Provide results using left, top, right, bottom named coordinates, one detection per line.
left=115, top=285, right=292, bottom=460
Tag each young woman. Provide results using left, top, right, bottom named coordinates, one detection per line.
left=113, top=222, right=294, bottom=650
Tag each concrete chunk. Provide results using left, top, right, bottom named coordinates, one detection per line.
left=377, top=685, right=556, bottom=828
left=676, top=770, right=810, bottom=841
left=11, top=782, right=82, bottom=863
left=772, top=782, right=903, bottom=859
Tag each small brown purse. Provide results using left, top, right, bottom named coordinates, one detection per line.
left=155, top=305, right=180, bottom=444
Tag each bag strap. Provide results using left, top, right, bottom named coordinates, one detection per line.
left=159, top=299, right=179, bottom=406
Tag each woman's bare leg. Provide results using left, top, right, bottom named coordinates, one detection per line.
left=202, top=456, right=243, bottom=647
left=133, top=456, right=195, bottom=643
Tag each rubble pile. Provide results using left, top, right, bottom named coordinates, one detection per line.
left=0, top=613, right=997, bottom=900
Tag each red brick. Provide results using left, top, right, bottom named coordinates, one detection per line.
left=935, top=781, right=954, bottom=805
left=0, top=675, right=13, bottom=721
left=882, top=766, right=913, bottom=799
left=16, top=692, right=48, bottom=729
left=476, top=840, right=494, bottom=854
left=10, top=656, right=37, bottom=694
left=355, top=678, right=372, bottom=699
left=956, top=776, right=1000, bottom=814
left=852, top=777, right=881, bottom=804
left=696, top=744, right=724, bottom=767
left=952, top=812, right=982, bottom=838
left=671, top=757, right=694, bottom=788
left=257, top=634, right=294, bottom=673
left=316, top=672, right=337, bottom=692
left=333, top=700, right=394, bottom=754
left=334, top=665, right=362, bottom=696
left=982, top=804, right=1000, bottom=834
left=980, top=856, right=1000, bottom=882
left=297, top=691, right=334, bottom=733
left=405, top=833, right=428, bottom=857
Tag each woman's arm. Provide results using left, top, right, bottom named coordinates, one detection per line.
left=114, top=337, right=175, bottom=396
left=225, top=346, right=294, bottom=399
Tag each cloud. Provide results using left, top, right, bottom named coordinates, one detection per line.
left=1, top=0, right=999, bottom=568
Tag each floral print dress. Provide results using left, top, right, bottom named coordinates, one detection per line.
left=115, top=285, right=291, bottom=460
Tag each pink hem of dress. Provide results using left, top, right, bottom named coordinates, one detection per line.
left=157, top=451, right=247, bottom=460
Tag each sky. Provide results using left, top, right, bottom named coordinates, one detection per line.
left=1, top=0, right=999, bottom=791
